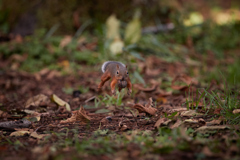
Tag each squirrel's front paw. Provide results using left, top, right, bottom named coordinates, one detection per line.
left=97, top=87, right=102, bottom=92
left=111, top=90, right=116, bottom=96
left=127, top=89, right=132, bottom=95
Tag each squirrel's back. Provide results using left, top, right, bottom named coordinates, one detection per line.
left=101, top=61, right=126, bottom=73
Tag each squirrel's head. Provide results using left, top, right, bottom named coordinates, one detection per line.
left=116, top=64, right=129, bottom=88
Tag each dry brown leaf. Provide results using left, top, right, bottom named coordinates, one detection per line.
left=194, top=125, right=230, bottom=134
left=133, top=84, right=159, bottom=92
left=171, top=74, right=197, bottom=90
left=180, top=110, right=203, bottom=117
left=170, top=119, right=183, bottom=129
left=181, top=119, right=205, bottom=128
left=133, top=97, right=157, bottom=116
left=46, top=70, right=61, bottom=79
left=59, top=35, right=72, bottom=48
left=233, top=109, right=240, bottom=114
left=171, top=108, right=188, bottom=112
left=10, top=131, right=30, bottom=137
left=198, top=118, right=206, bottom=125
left=25, top=94, right=49, bottom=108
left=60, top=106, right=91, bottom=124
left=206, top=119, right=222, bottom=126
left=119, top=122, right=128, bottom=131
left=120, top=125, right=128, bottom=131
left=163, top=119, right=172, bottom=126
left=154, top=118, right=167, bottom=128
left=146, top=68, right=161, bottom=76
left=30, top=132, right=49, bottom=139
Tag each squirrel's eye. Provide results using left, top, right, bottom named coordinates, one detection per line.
left=117, top=71, right=119, bottom=74
left=127, top=72, right=128, bottom=74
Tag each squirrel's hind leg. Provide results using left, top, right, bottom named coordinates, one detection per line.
left=98, top=72, right=111, bottom=90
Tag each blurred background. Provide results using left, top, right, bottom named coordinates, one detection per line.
left=0, top=0, right=240, bottom=85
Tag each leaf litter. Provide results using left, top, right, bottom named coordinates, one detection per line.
left=1, top=22, right=240, bottom=160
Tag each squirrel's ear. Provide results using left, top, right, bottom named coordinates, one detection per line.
left=125, top=65, right=128, bottom=69
left=116, top=64, right=119, bottom=69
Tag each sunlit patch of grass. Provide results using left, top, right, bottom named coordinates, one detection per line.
left=185, top=81, right=240, bottom=124
left=96, top=90, right=125, bottom=107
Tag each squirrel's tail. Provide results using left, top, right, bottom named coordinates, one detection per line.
left=101, top=61, right=111, bottom=73
left=101, top=61, right=125, bottom=73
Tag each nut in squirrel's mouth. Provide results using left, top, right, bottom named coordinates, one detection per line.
left=118, top=80, right=127, bottom=88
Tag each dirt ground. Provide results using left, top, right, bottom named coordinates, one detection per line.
left=0, top=55, right=240, bottom=160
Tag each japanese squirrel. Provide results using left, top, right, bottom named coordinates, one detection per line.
left=98, top=61, right=132, bottom=95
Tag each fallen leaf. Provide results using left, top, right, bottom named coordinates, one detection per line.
left=51, top=94, right=71, bottom=111
left=171, top=74, right=197, bottom=90
left=171, top=108, right=188, bottom=112
left=194, top=125, right=230, bottom=134
left=198, top=118, right=206, bottom=125
left=46, top=70, right=61, bottom=79
left=38, top=68, right=50, bottom=76
left=133, top=83, right=159, bottom=92
left=180, top=119, right=205, bottom=128
left=119, top=122, right=128, bottom=131
left=154, top=118, right=167, bottom=128
left=181, top=110, right=203, bottom=117
left=163, top=119, right=172, bottom=126
left=60, top=106, right=91, bottom=124
left=30, top=132, right=48, bottom=139
left=59, top=35, right=72, bottom=48
left=233, top=109, right=240, bottom=114
left=25, top=94, right=48, bottom=108
left=206, top=119, right=222, bottom=126
left=184, top=119, right=198, bottom=123
left=133, top=97, right=157, bottom=116
left=170, top=119, right=183, bottom=129
left=10, top=131, right=30, bottom=137
left=23, top=109, right=39, bottom=115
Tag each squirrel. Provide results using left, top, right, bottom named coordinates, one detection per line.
left=98, top=61, right=132, bottom=95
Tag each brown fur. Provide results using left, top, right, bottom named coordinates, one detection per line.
left=98, top=61, right=132, bottom=95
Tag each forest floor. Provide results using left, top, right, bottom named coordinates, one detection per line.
left=1, top=49, right=240, bottom=160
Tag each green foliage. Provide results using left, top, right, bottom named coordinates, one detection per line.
left=186, top=83, right=240, bottom=124
left=97, top=90, right=125, bottom=107
left=62, top=87, right=74, bottom=95
left=132, top=71, right=145, bottom=85
left=164, top=111, right=178, bottom=119
left=0, top=29, right=101, bottom=72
